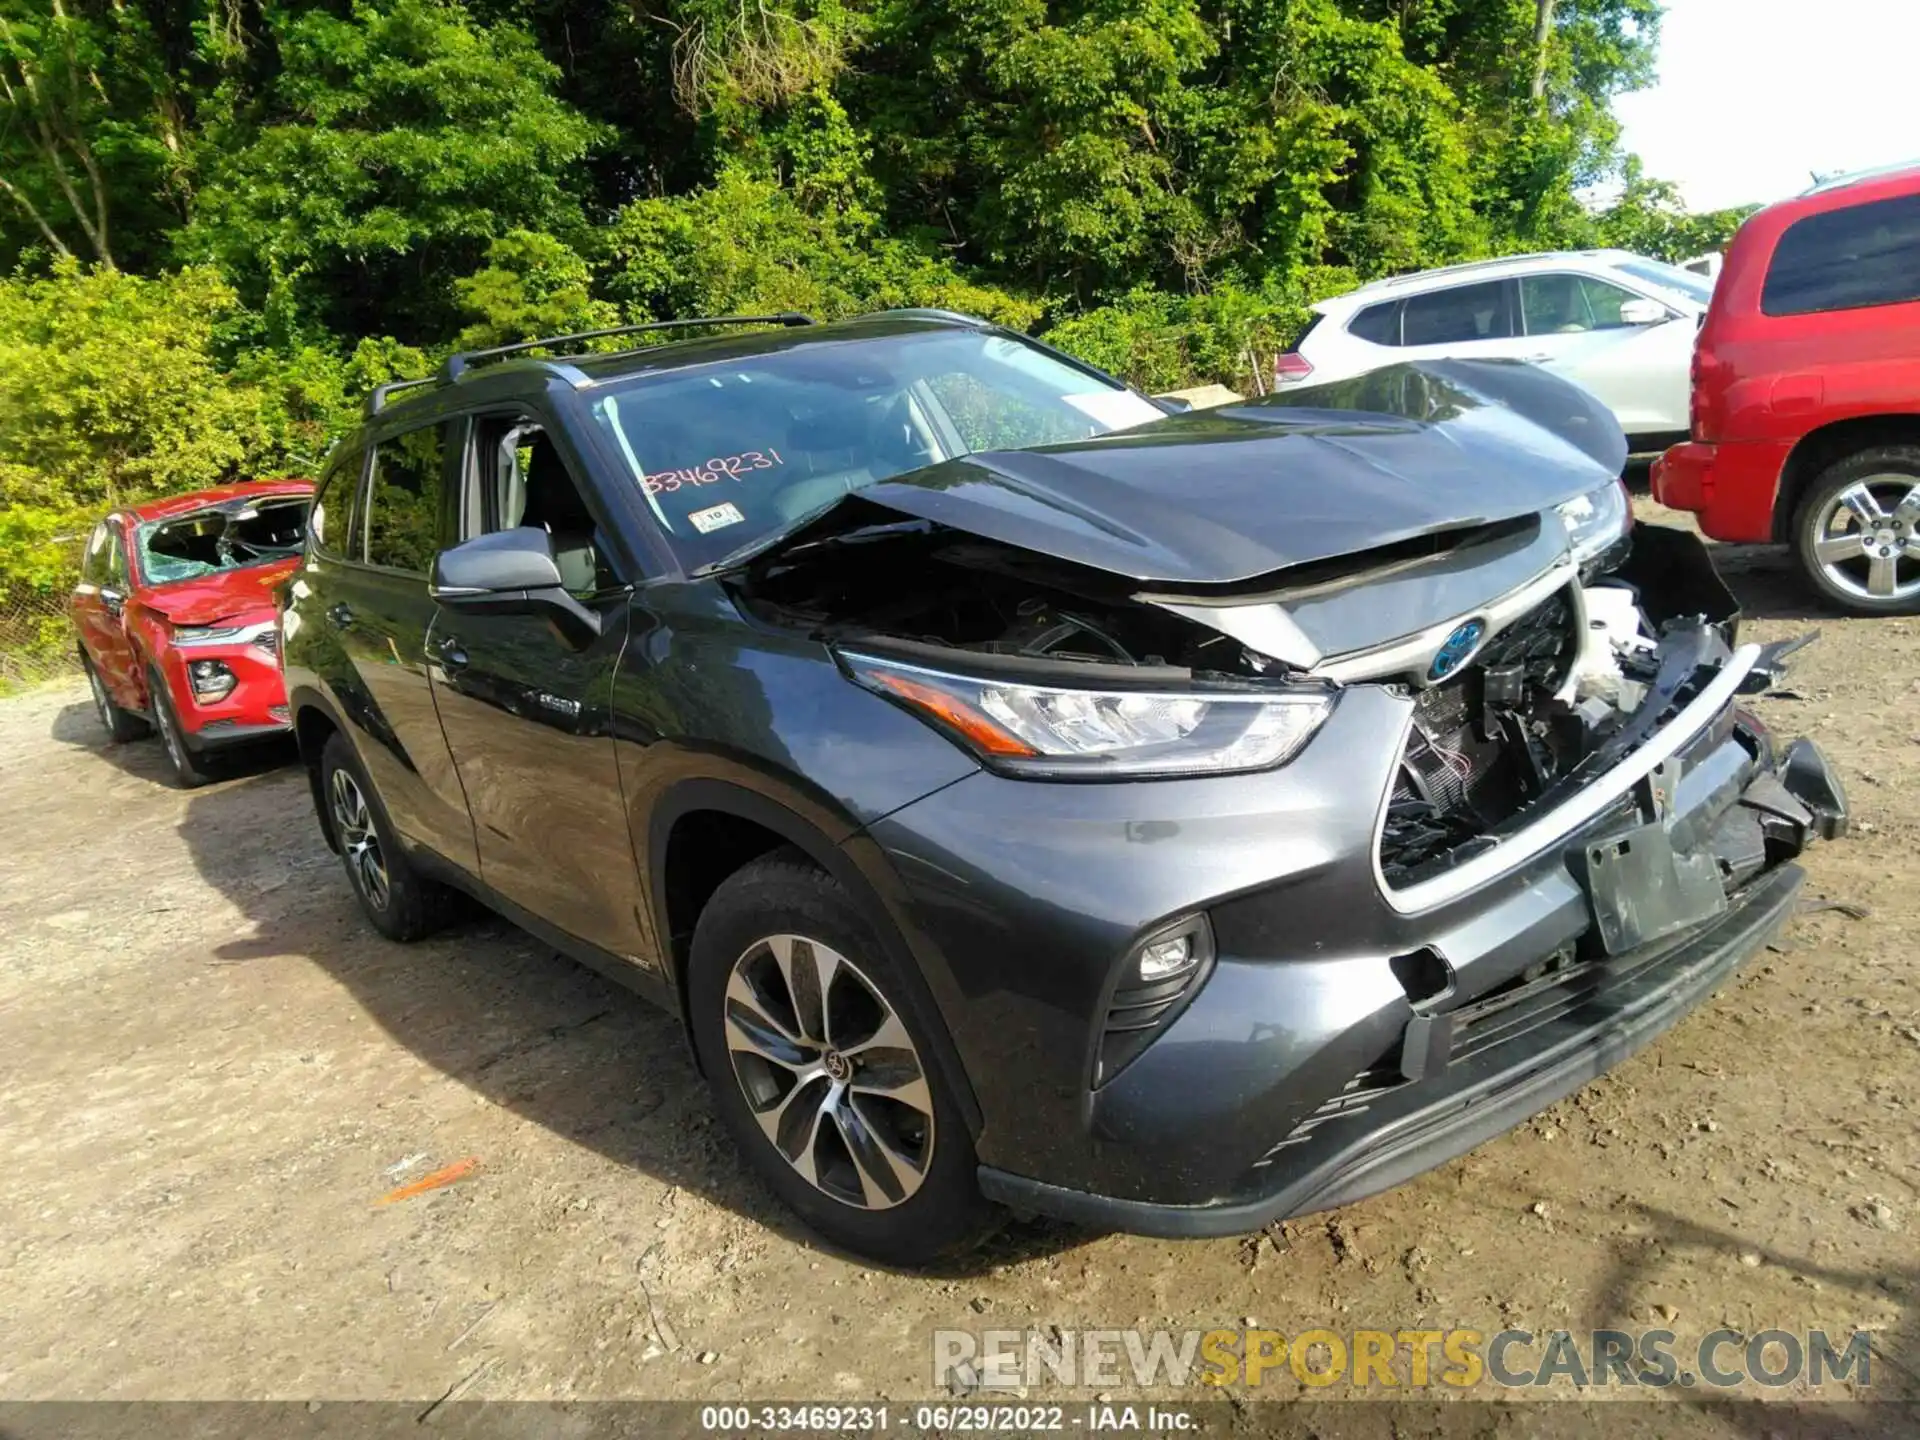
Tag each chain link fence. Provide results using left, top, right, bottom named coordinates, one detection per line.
left=1, top=538, right=86, bottom=694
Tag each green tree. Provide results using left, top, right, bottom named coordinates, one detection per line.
left=180, top=0, right=605, bottom=340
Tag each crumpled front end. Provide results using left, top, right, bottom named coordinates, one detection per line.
left=828, top=514, right=1845, bottom=1234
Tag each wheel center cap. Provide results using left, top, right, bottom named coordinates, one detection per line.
left=823, top=1049, right=852, bottom=1082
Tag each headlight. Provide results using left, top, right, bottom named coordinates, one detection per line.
left=171, top=619, right=275, bottom=648
left=844, top=653, right=1334, bottom=779
left=1556, top=480, right=1632, bottom=567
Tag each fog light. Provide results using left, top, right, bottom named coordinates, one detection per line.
left=188, top=659, right=236, bottom=701
left=1138, top=935, right=1196, bottom=982
left=1101, top=915, right=1217, bottom=1085
left=1126, top=915, right=1212, bottom=986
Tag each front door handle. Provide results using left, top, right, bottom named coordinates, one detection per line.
left=327, top=602, right=354, bottom=629
left=435, top=634, right=468, bottom=670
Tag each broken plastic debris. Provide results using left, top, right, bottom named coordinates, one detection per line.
left=377, top=1156, right=478, bottom=1206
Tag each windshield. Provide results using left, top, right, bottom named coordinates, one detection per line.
left=136, top=498, right=311, bottom=586
left=1613, top=257, right=1716, bottom=306
left=586, top=329, right=1164, bottom=569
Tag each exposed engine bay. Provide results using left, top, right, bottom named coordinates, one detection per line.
left=736, top=505, right=1840, bottom=895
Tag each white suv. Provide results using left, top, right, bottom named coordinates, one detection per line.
left=1277, top=250, right=1715, bottom=452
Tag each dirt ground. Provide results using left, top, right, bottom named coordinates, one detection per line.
left=1, top=510, right=1915, bottom=1426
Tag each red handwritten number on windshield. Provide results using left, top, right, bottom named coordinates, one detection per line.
left=644, top=449, right=784, bottom=495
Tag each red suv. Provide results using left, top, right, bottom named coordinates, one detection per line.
left=1653, top=163, right=1920, bottom=613
left=71, top=480, right=313, bottom=786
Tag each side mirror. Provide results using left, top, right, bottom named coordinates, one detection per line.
left=1618, top=297, right=1672, bottom=326
left=431, top=527, right=565, bottom=598
left=430, top=528, right=601, bottom=637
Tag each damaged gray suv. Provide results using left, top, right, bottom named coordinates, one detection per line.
left=283, top=311, right=1848, bottom=1266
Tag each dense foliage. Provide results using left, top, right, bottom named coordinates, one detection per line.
left=0, top=0, right=1750, bottom=601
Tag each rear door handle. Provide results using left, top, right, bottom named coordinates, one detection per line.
left=435, top=634, right=468, bottom=670
left=326, top=602, right=354, bottom=629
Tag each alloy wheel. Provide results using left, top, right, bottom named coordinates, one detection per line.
left=156, top=691, right=189, bottom=772
left=722, top=934, right=935, bottom=1210
left=329, top=767, right=390, bottom=911
left=1808, top=476, right=1920, bottom=603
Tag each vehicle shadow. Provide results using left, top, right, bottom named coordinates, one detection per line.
left=1711, top=542, right=1870, bottom=626
left=1579, top=1201, right=1916, bottom=1430
left=48, top=693, right=301, bottom=786
left=168, top=758, right=1086, bottom=1277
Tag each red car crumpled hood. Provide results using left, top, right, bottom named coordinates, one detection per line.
left=142, top=557, right=300, bottom=626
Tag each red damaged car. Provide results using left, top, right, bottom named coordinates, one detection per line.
left=70, top=480, right=313, bottom=787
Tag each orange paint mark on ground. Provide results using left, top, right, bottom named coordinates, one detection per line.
left=376, top=1157, right=478, bottom=1206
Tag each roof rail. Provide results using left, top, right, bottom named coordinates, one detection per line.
left=438, top=312, right=816, bottom=382
left=364, top=376, right=436, bottom=417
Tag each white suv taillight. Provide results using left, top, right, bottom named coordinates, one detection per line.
left=1273, top=352, right=1314, bottom=384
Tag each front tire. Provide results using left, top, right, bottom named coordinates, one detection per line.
left=148, top=665, right=215, bottom=788
left=319, top=732, right=456, bottom=942
left=688, top=851, right=997, bottom=1266
left=81, top=648, right=148, bottom=743
left=1792, top=446, right=1920, bottom=614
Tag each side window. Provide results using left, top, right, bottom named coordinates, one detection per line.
left=466, top=415, right=619, bottom=594
left=1520, top=274, right=1638, bottom=334
left=363, top=424, right=448, bottom=574
left=106, top=527, right=130, bottom=588
left=80, top=523, right=111, bottom=584
left=1763, top=192, right=1920, bottom=316
left=1400, top=281, right=1515, bottom=346
left=1349, top=301, right=1402, bottom=346
left=309, top=444, right=364, bottom=558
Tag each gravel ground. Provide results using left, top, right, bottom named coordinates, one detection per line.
left=0, top=516, right=1914, bottom=1431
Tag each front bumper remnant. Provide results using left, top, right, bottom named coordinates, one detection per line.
left=982, top=860, right=1805, bottom=1237
left=956, top=715, right=1848, bottom=1238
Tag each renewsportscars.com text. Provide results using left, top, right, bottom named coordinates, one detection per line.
left=933, top=1326, right=1875, bottom=1392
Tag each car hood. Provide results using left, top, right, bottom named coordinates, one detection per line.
left=142, top=557, right=300, bottom=626
left=784, top=359, right=1625, bottom=588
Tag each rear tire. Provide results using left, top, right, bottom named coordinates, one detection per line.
left=80, top=648, right=148, bottom=743
left=319, top=731, right=457, bottom=942
left=688, top=850, right=998, bottom=1266
left=1792, top=445, right=1920, bottom=615
left=148, top=665, right=215, bottom=788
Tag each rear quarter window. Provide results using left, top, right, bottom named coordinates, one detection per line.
left=1348, top=301, right=1401, bottom=346
left=1762, top=191, right=1920, bottom=316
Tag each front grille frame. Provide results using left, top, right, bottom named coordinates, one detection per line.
left=1378, top=582, right=1584, bottom=887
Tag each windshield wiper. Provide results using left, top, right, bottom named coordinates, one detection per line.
left=690, top=495, right=863, bottom=578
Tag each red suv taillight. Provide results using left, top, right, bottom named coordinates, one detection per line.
left=1273, top=352, right=1314, bottom=384
left=1689, top=348, right=1705, bottom=441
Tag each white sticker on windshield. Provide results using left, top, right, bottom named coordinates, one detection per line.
left=688, top=502, right=745, bottom=534
left=1063, top=390, right=1164, bottom=431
